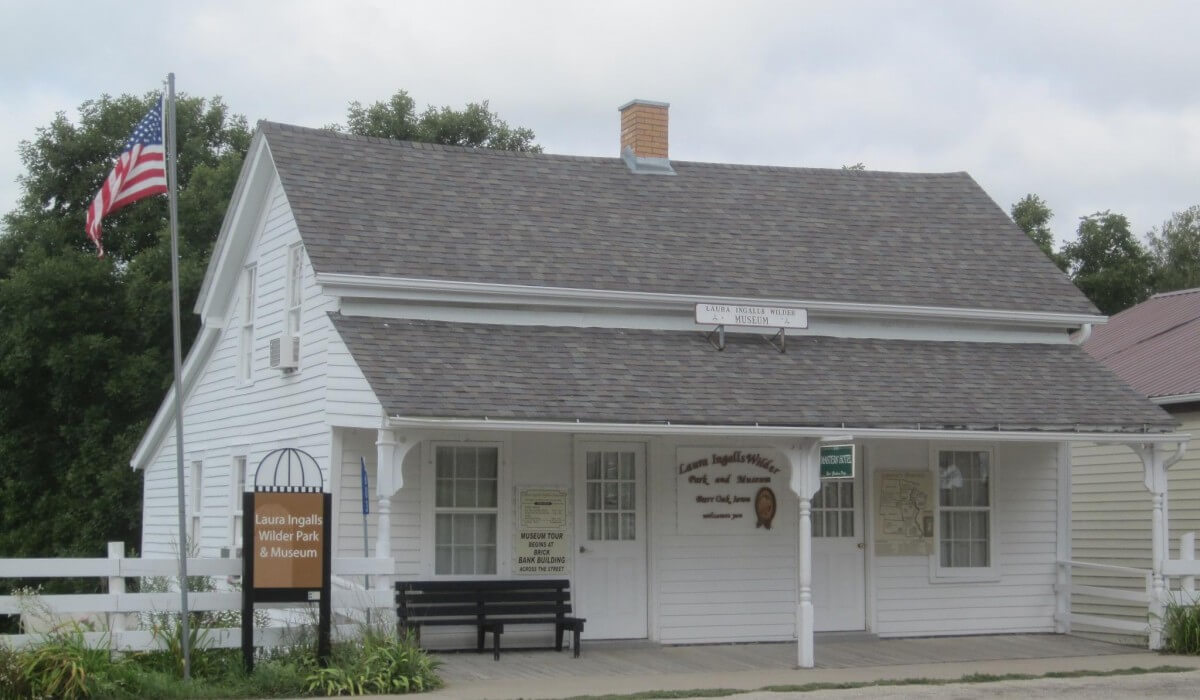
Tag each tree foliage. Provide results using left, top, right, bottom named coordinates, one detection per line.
left=1010, top=194, right=1066, bottom=271
left=332, top=90, right=542, bottom=152
left=0, top=89, right=538, bottom=565
left=1060, top=211, right=1154, bottom=315
left=1148, top=205, right=1200, bottom=293
left=0, top=93, right=250, bottom=559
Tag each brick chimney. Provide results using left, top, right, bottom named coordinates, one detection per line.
left=618, top=99, right=674, bottom=175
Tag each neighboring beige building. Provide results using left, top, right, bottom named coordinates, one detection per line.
left=1073, top=288, right=1200, bottom=641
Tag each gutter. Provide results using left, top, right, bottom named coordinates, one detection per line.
left=1154, top=392, right=1200, bottom=406
left=386, top=416, right=1187, bottom=444
left=317, top=273, right=1106, bottom=329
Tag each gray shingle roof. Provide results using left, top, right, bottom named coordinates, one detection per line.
left=263, top=122, right=1096, bottom=315
left=330, top=315, right=1174, bottom=432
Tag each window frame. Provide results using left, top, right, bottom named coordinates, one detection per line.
left=285, top=243, right=304, bottom=339
left=238, top=264, right=257, bottom=385
left=421, top=440, right=508, bottom=578
left=929, top=443, right=999, bottom=582
left=231, top=455, right=247, bottom=547
left=189, top=459, right=204, bottom=548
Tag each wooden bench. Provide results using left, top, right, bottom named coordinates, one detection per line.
left=395, top=579, right=586, bottom=660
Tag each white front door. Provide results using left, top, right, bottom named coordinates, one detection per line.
left=811, top=475, right=866, bottom=631
left=574, top=442, right=648, bottom=639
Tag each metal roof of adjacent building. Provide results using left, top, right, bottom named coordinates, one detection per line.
left=330, top=315, right=1175, bottom=432
left=1083, top=287, right=1200, bottom=401
left=261, top=122, right=1096, bottom=316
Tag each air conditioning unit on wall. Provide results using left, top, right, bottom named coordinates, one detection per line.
left=269, top=335, right=300, bottom=371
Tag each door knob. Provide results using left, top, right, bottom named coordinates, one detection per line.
left=579, top=546, right=589, bottom=553
left=856, top=542, right=865, bottom=550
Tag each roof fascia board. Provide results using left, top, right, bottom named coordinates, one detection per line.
left=1155, top=393, right=1200, bottom=406
left=317, top=273, right=1107, bottom=328
left=195, top=133, right=273, bottom=318
left=130, top=324, right=223, bottom=470
left=386, top=416, right=1186, bottom=444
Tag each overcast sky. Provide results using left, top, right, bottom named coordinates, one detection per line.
left=2, top=0, right=1198, bottom=246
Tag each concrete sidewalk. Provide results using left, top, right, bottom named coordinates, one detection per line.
left=420, top=651, right=1200, bottom=700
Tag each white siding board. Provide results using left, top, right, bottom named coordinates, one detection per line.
left=141, top=177, right=359, bottom=560
left=872, top=441, right=1059, bottom=637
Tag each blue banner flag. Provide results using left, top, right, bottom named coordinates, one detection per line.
left=360, top=457, right=370, bottom=515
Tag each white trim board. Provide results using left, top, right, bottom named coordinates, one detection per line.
left=387, top=417, right=1188, bottom=445
left=317, top=273, right=1106, bottom=329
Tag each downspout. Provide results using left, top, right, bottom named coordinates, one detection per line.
left=1071, top=323, right=1093, bottom=345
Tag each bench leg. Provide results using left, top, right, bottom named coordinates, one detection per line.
left=477, top=625, right=485, bottom=654
left=573, top=625, right=581, bottom=658
left=493, top=627, right=501, bottom=661
left=555, top=624, right=564, bottom=651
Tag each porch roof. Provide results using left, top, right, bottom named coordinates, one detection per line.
left=331, top=314, right=1177, bottom=434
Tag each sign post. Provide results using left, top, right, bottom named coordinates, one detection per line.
left=241, top=448, right=331, bottom=672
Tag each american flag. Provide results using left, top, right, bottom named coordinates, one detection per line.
left=85, top=98, right=168, bottom=256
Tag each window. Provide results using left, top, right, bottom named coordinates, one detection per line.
left=434, top=446, right=498, bottom=575
left=231, top=456, right=247, bottom=547
left=584, top=450, right=636, bottom=541
left=812, top=479, right=854, bottom=538
left=285, top=244, right=303, bottom=337
left=189, top=460, right=204, bottom=546
left=238, top=264, right=256, bottom=383
left=936, top=449, right=992, bottom=570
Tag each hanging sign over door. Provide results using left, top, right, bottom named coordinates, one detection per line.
left=695, top=303, right=809, bottom=329
left=819, top=445, right=855, bottom=479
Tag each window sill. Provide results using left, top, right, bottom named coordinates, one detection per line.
left=928, top=567, right=1000, bottom=584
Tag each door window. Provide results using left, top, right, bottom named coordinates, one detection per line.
left=812, top=479, right=854, bottom=538
left=585, top=451, right=636, bottom=541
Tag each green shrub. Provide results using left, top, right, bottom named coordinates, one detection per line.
left=0, top=643, right=31, bottom=699
left=305, top=628, right=441, bottom=695
left=1162, top=601, right=1200, bottom=654
left=18, top=627, right=123, bottom=699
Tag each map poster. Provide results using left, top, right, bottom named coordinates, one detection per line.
left=514, top=488, right=570, bottom=576
left=874, top=470, right=934, bottom=556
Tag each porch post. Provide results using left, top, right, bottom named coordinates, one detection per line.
left=1130, top=441, right=1188, bottom=650
left=375, top=430, right=397, bottom=562
left=781, top=439, right=821, bottom=669
left=373, top=430, right=421, bottom=599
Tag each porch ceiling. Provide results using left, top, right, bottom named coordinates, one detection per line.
left=330, top=314, right=1178, bottom=435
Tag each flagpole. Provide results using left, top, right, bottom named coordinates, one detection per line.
left=166, top=71, right=193, bottom=680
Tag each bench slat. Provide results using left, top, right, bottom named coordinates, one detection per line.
left=397, top=579, right=569, bottom=592
left=400, top=590, right=570, bottom=604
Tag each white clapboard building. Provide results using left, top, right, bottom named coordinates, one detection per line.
left=132, top=100, right=1187, bottom=665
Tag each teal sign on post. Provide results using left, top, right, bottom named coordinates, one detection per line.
left=819, top=445, right=855, bottom=479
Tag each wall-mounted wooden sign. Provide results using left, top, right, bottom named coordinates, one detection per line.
left=676, top=448, right=783, bottom=534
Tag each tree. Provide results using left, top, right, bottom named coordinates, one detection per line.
left=841, top=162, right=866, bottom=171
left=0, top=93, right=251, bottom=562
left=1060, top=211, right=1154, bottom=315
left=0, top=89, right=539, bottom=567
left=1148, top=205, right=1200, bottom=293
left=1010, top=194, right=1066, bottom=271
left=332, top=90, right=542, bottom=152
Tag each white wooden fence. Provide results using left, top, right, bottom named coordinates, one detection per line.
left=0, top=543, right=394, bottom=651
left=1057, top=530, right=1200, bottom=648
